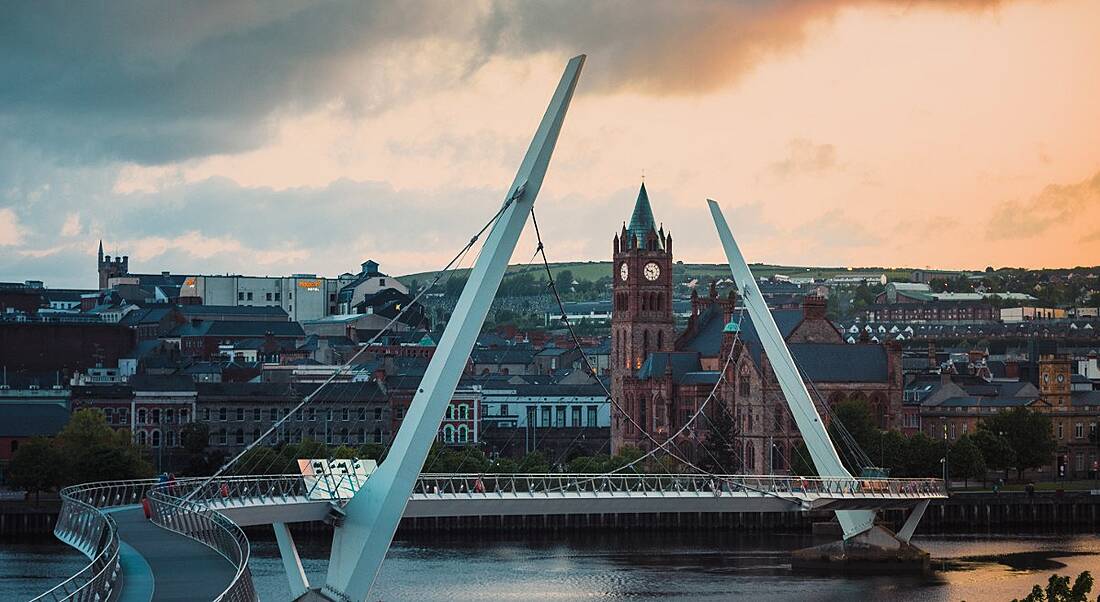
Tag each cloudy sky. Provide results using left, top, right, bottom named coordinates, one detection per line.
left=1, top=0, right=1098, bottom=289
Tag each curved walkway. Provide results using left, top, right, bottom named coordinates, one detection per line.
left=111, top=507, right=236, bottom=602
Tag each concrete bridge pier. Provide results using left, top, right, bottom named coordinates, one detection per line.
left=792, top=500, right=931, bottom=572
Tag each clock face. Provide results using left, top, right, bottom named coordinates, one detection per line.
left=644, top=262, right=660, bottom=281
left=619, top=262, right=629, bottom=281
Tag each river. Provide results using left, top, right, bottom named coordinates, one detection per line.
left=4, top=532, right=1098, bottom=601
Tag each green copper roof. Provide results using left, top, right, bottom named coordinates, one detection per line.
left=627, top=182, right=657, bottom=247
left=723, top=320, right=741, bottom=333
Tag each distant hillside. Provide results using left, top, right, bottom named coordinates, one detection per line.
left=397, top=261, right=919, bottom=289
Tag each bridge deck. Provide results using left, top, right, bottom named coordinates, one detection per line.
left=112, top=507, right=236, bottom=602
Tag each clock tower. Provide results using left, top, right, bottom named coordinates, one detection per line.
left=611, top=182, right=675, bottom=452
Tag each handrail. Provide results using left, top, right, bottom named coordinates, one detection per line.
left=145, top=481, right=256, bottom=602
left=31, top=479, right=158, bottom=602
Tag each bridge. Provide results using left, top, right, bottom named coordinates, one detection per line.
left=32, top=54, right=945, bottom=602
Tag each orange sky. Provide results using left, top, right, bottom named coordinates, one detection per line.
left=2, top=0, right=1099, bottom=285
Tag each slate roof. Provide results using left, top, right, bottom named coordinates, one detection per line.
left=470, top=348, right=535, bottom=365
left=636, top=352, right=703, bottom=381
left=790, top=343, right=889, bottom=383
left=936, top=396, right=1037, bottom=408
left=0, top=404, right=70, bottom=437
left=1072, top=390, right=1100, bottom=407
left=171, top=320, right=304, bottom=338
left=679, top=371, right=721, bottom=386
left=130, top=374, right=197, bottom=392
left=118, top=306, right=174, bottom=326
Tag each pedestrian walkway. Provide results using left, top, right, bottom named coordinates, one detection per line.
left=111, top=507, right=236, bottom=602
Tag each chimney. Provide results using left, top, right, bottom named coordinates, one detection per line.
left=802, top=295, right=827, bottom=321
left=927, top=342, right=937, bottom=369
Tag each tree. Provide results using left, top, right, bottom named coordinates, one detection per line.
left=7, top=437, right=65, bottom=504
left=948, top=434, right=986, bottom=486
left=554, top=269, right=574, bottom=295
left=517, top=451, right=549, bottom=473
left=54, top=409, right=151, bottom=485
left=700, top=405, right=739, bottom=473
left=902, top=433, right=944, bottom=477
left=973, top=428, right=1016, bottom=481
left=828, top=398, right=878, bottom=474
left=180, top=422, right=209, bottom=455
left=981, top=408, right=1056, bottom=480
left=357, top=443, right=386, bottom=462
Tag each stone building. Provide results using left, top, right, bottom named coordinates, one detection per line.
left=609, top=184, right=904, bottom=473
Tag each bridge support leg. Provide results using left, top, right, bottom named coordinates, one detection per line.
left=274, top=522, right=310, bottom=600
left=895, top=499, right=929, bottom=544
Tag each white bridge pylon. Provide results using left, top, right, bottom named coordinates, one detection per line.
left=707, top=199, right=877, bottom=539
left=322, top=55, right=587, bottom=602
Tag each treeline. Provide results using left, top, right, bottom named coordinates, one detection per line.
left=792, top=399, right=1056, bottom=483
left=7, top=409, right=152, bottom=502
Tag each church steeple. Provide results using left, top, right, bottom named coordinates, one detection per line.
left=97, top=239, right=104, bottom=265
left=626, top=182, right=658, bottom=248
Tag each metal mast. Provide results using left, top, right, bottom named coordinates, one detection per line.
left=322, top=55, right=586, bottom=601
left=706, top=199, right=875, bottom=539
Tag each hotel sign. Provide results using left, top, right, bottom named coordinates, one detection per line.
left=298, top=280, right=321, bottom=291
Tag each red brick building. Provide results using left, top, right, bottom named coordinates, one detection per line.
left=609, top=186, right=904, bottom=472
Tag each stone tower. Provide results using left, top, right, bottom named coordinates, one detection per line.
left=97, top=240, right=129, bottom=289
left=610, top=182, right=675, bottom=452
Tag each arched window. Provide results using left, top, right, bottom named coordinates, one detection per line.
left=151, top=430, right=161, bottom=447
left=771, top=442, right=785, bottom=472
left=641, top=293, right=648, bottom=311
left=443, top=425, right=455, bottom=443
left=373, top=428, right=383, bottom=443
left=138, top=408, right=147, bottom=424
left=642, top=330, right=649, bottom=357
left=870, top=393, right=888, bottom=429
left=458, top=425, right=469, bottom=443
left=745, top=441, right=755, bottom=472
left=657, top=330, right=663, bottom=350
left=739, top=368, right=751, bottom=397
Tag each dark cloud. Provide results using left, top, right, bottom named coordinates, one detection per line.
left=0, top=0, right=1012, bottom=165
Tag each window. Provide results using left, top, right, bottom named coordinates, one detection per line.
left=373, top=428, right=383, bottom=443
left=138, top=431, right=147, bottom=446
left=1058, top=422, right=1064, bottom=440
left=236, top=408, right=244, bottom=421
left=235, top=429, right=245, bottom=444
left=266, top=292, right=272, bottom=301
left=1076, top=423, right=1085, bottom=439
left=458, top=425, right=468, bottom=443
left=309, top=408, right=316, bottom=421
left=327, top=409, right=333, bottom=422
left=253, top=408, right=261, bottom=421
left=949, top=423, right=956, bottom=440
left=571, top=406, right=581, bottom=427
left=587, top=406, right=597, bottom=427
left=459, top=405, right=469, bottom=420
left=374, top=408, right=382, bottom=421
left=556, top=406, right=565, bottom=427
left=500, top=404, right=510, bottom=417
left=342, top=408, right=349, bottom=421
left=238, top=292, right=245, bottom=301
left=357, top=408, right=366, bottom=421
left=201, top=408, right=210, bottom=421
left=541, top=407, right=551, bottom=427
left=380, top=278, right=386, bottom=286
left=246, top=292, right=253, bottom=301
left=166, top=431, right=176, bottom=447
left=105, top=408, right=114, bottom=424
left=151, top=430, right=161, bottom=447
left=270, top=408, right=278, bottom=421
left=275, top=292, right=281, bottom=301
left=119, top=409, right=129, bottom=424
left=166, top=409, right=174, bottom=424
left=219, top=408, right=227, bottom=421
left=252, top=428, right=261, bottom=442
left=138, top=408, right=147, bottom=424
left=443, top=425, right=455, bottom=443
left=739, top=370, right=751, bottom=397
left=1077, top=453, right=1086, bottom=472
left=219, top=430, right=227, bottom=445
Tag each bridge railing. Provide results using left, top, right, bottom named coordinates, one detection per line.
left=145, top=480, right=258, bottom=602
left=410, top=473, right=947, bottom=498
left=31, top=478, right=159, bottom=602
left=154, top=473, right=946, bottom=508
